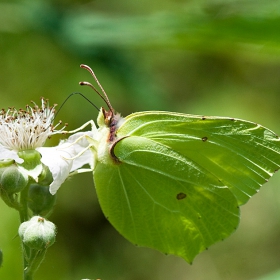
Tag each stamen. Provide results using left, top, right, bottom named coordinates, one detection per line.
left=0, top=99, right=66, bottom=151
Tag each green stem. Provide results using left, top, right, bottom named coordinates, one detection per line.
left=23, top=270, right=33, bottom=280
left=19, top=182, right=30, bottom=223
left=24, top=249, right=47, bottom=279
left=19, top=183, right=31, bottom=280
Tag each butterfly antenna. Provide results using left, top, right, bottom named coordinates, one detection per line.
left=80, top=64, right=114, bottom=114
left=55, top=92, right=99, bottom=119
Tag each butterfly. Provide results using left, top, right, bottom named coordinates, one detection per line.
left=78, top=64, right=280, bottom=263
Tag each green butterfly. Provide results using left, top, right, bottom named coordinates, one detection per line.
left=79, top=64, right=280, bottom=263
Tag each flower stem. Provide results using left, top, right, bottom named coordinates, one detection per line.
left=24, top=249, right=47, bottom=280
left=19, top=183, right=32, bottom=279
left=24, top=270, right=33, bottom=280
left=19, top=182, right=30, bottom=223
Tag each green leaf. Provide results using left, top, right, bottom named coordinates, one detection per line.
left=93, top=111, right=280, bottom=263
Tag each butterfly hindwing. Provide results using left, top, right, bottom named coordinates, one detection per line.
left=94, top=132, right=239, bottom=263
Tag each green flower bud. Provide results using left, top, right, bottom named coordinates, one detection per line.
left=0, top=159, right=14, bottom=188
left=0, top=164, right=28, bottom=194
left=18, top=216, right=56, bottom=250
left=37, top=165, right=53, bottom=186
left=28, top=184, right=56, bottom=216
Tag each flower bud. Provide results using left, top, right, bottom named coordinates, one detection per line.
left=0, top=159, right=14, bottom=184
left=0, top=164, right=28, bottom=194
left=37, top=165, right=53, bottom=186
left=18, top=216, right=56, bottom=250
left=28, top=184, right=56, bottom=216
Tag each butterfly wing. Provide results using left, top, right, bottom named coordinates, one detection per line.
left=93, top=111, right=280, bottom=262
left=116, top=111, right=280, bottom=205
left=94, top=134, right=239, bottom=263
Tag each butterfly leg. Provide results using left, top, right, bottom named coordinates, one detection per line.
left=62, top=120, right=97, bottom=134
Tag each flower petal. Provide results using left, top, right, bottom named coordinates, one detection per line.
left=37, top=131, right=94, bottom=194
left=37, top=146, right=73, bottom=195
left=0, top=145, right=24, bottom=163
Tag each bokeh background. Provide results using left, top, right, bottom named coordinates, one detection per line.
left=1, top=0, right=280, bottom=279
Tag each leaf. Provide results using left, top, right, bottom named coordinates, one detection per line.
left=92, top=111, right=280, bottom=263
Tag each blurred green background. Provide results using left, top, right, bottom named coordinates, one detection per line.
left=1, top=0, right=280, bottom=279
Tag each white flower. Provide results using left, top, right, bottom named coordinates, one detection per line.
left=0, top=98, right=63, bottom=151
left=0, top=145, right=24, bottom=163
left=0, top=98, right=66, bottom=180
left=38, top=131, right=95, bottom=195
left=0, top=98, right=94, bottom=193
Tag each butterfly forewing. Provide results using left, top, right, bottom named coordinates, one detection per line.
left=116, top=112, right=280, bottom=205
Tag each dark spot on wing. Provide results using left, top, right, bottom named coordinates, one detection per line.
left=202, top=136, right=208, bottom=142
left=201, top=116, right=206, bottom=120
left=176, top=192, right=187, bottom=200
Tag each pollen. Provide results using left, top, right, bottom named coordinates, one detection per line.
left=0, top=98, right=66, bottom=151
